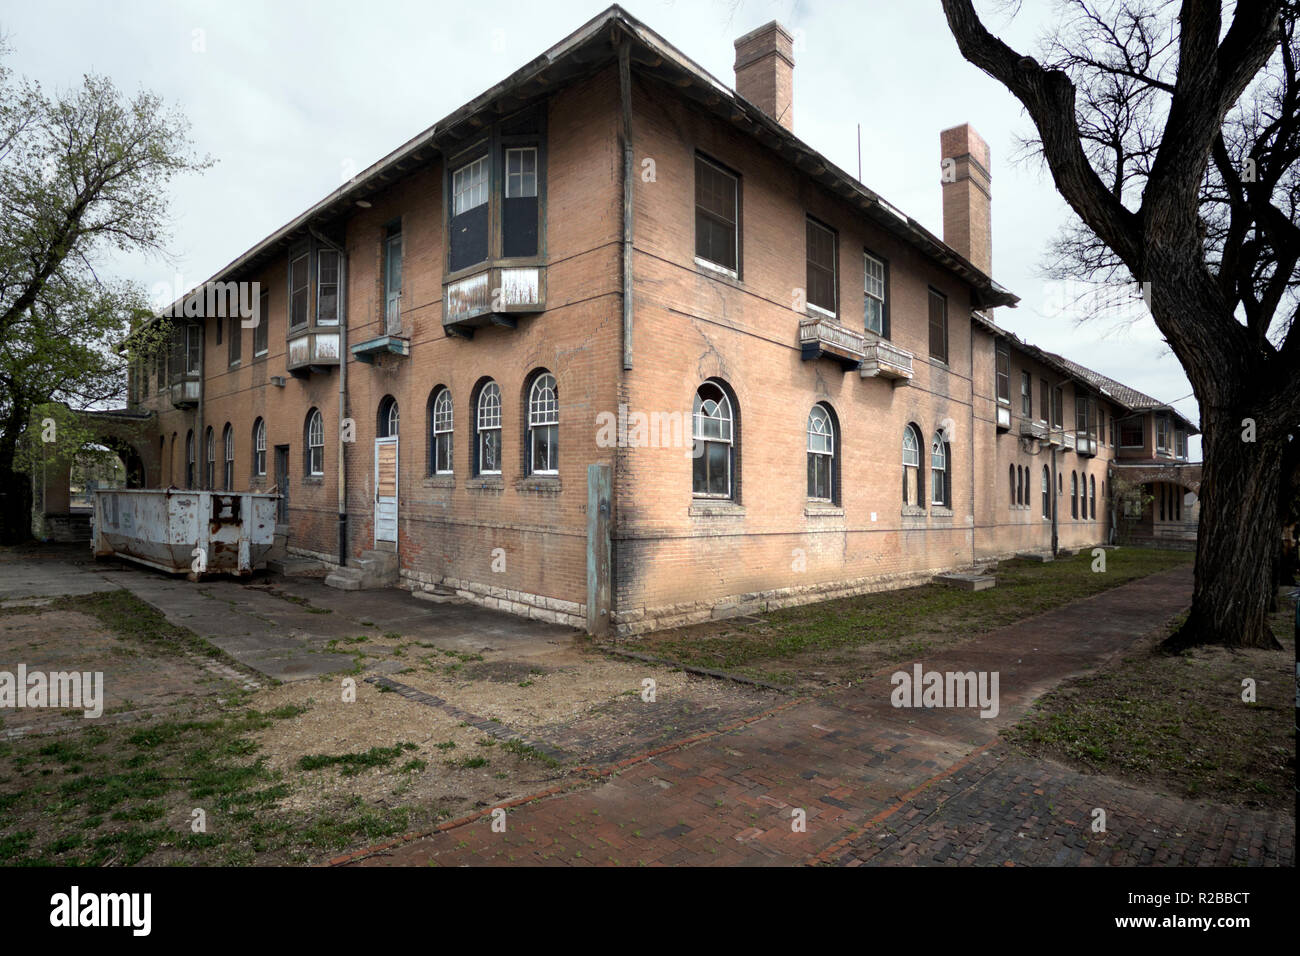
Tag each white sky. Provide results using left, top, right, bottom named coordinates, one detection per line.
left=1, top=0, right=1201, bottom=457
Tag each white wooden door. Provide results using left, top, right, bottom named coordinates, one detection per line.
left=374, top=437, right=398, bottom=544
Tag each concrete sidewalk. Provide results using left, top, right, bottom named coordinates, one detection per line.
left=340, top=564, right=1288, bottom=867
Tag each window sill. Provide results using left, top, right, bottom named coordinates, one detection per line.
left=689, top=501, right=745, bottom=517
left=804, top=504, right=844, bottom=517
left=805, top=304, right=837, bottom=321
left=423, top=475, right=456, bottom=490
left=694, top=256, right=739, bottom=281
left=466, top=477, right=504, bottom=492
left=517, top=476, right=561, bottom=495
left=930, top=506, right=954, bottom=517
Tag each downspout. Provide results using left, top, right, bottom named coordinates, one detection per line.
left=310, top=226, right=349, bottom=568
left=197, top=321, right=206, bottom=491
left=969, top=310, right=976, bottom=567
left=619, top=37, right=634, bottom=371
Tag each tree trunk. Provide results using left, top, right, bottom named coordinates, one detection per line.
left=0, top=405, right=34, bottom=545
left=1165, top=403, right=1284, bottom=650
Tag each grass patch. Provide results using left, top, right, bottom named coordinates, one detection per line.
left=297, top=743, right=419, bottom=777
left=1006, top=589, right=1295, bottom=809
left=623, top=548, right=1192, bottom=684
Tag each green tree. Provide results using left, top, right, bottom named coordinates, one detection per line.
left=0, top=44, right=209, bottom=542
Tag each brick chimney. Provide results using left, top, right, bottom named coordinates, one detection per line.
left=734, top=21, right=795, bottom=131
left=939, top=123, right=992, bottom=275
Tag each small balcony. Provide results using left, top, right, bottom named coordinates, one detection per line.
left=444, top=264, right=546, bottom=338
left=996, top=405, right=1011, bottom=431
left=287, top=328, right=340, bottom=376
left=1062, top=431, right=1077, bottom=452
left=1076, top=431, right=1098, bottom=456
left=798, top=316, right=865, bottom=370
left=169, top=376, right=200, bottom=408
left=351, top=334, right=410, bottom=365
left=1019, top=419, right=1048, bottom=440
left=859, top=339, right=914, bottom=384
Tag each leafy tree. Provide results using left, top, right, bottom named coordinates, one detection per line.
left=942, top=0, right=1297, bottom=648
left=0, top=44, right=209, bottom=542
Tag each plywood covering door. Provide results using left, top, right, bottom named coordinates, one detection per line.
left=374, top=437, right=398, bottom=544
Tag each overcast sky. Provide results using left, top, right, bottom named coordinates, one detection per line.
left=2, top=0, right=1200, bottom=456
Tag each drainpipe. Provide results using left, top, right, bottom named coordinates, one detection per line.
left=310, top=226, right=349, bottom=568
left=197, top=320, right=206, bottom=491
left=619, top=37, right=634, bottom=371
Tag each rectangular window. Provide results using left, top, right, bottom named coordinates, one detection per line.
left=254, top=290, right=269, bottom=357
left=503, top=147, right=539, bottom=259
left=805, top=218, right=837, bottom=316
left=1075, top=391, right=1090, bottom=433
left=928, top=289, right=948, bottom=364
left=695, top=156, right=739, bottom=274
left=449, top=154, right=489, bottom=271
left=864, top=252, right=886, bottom=336
left=290, top=254, right=309, bottom=328
left=1156, top=416, right=1171, bottom=453
left=1120, top=419, right=1144, bottom=447
left=1052, top=385, right=1064, bottom=428
left=384, top=224, right=402, bottom=334
left=317, top=249, right=339, bottom=325
left=227, top=315, right=240, bottom=366
left=995, top=341, right=1010, bottom=403
left=1021, top=371, right=1032, bottom=417
left=1039, top=379, right=1049, bottom=424
left=186, top=325, right=201, bottom=375
left=1175, top=429, right=1187, bottom=458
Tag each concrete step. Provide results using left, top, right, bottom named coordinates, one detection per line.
left=324, top=549, right=399, bottom=591
left=935, top=572, right=996, bottom=591
left=268, top=556, right=326, bottom=576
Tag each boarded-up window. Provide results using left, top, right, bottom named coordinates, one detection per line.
left=695, top=156, right=738, bottom=273
left=450, top=154, right=489, bottom=272
left=928, top=289, right=948, bottom=363
left=805, top=218, right=837, bottom=315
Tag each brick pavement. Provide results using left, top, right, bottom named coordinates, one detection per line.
left=341, top=564, right=1290, bottom=867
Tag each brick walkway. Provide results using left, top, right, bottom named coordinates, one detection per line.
left=342, top=565, right=1291, bottom=867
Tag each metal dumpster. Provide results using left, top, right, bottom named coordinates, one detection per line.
left=91, top=489, right=279, bottom=578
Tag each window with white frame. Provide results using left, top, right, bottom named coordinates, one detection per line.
left=253, top=418, right=266, bottom=477
left=903, top=424, right=922, bottom=507
left=307, top=409, right=324, bottom=476
left=476, top=382, right=502, bottom=476
left=505, top=148, right=537, bottom=199
left=453, top=155, right=490, bottom=215
left=864, top=253, right=885, bottom=336
left=527, top=373, right=558, bottom=475
left=431, top=388, right=453, bottom=475
left=290, top=253, right=309, bottom=328
left=692, top=382, right=734, bottom=498
left=378, top=395, right=399, bottom=438
left=931, top=432, right=949, bottom=506
left=317, top=248, right=340, bottom=325
left=807, top=404, right=835, bottom=501
left=1042, top=466, right=1051, bottom=518
left=223, top=424, right=234, bottom=490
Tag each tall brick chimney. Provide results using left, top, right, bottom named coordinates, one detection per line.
left=939, top=123, right=992, bottom=275
left=734, top=22, right=795, bottom=131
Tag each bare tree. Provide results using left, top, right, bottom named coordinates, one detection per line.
left=942, top=0, right=1297, bottom=648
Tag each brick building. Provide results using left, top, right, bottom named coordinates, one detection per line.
left=110, top=6, right=1198, bottom=635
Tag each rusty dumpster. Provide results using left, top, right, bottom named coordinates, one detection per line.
left=91, top=489, right=279, bottom=578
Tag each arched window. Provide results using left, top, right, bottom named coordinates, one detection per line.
left=222, top=424, right=234, bottom=490
left=306, top=409, right=324, bottom=476
left=1009, top=464, right=1016, bottom=507
left=930, top=432, right=949, bottom=507
left=1089, top=475, right=1097, bottom=520
left=205, top=427, right=215, bottom=489
left=1041, top=466, right=1051, bottom=519
left=429, top=387, right=453, bottom=475
left=807, top=404, right=835, bottom=502
left=184, top=431, right=194, bottom=489
left=902, top=424, right=922, bottom=507
left=1018, top=466, right=1027, bottom=506
left=1071, top=471, right=1078, bottom=519
left=253, top=418, right=266, bottom=477
left=378, top=395, right=399, bottom=438
left=692, top=381, right=734, bottom=498
left=527, top=372, right=559, bottom=475
left=475, top=381, right=502, bottom=475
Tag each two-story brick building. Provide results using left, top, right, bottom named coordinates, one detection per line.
left=101, top=6, right=1199, bottom=634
